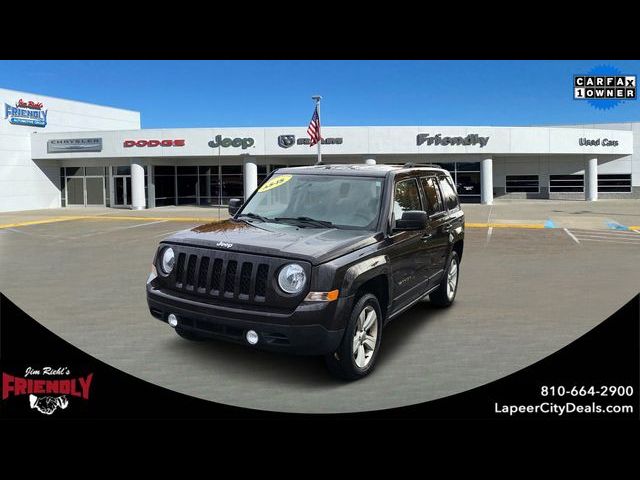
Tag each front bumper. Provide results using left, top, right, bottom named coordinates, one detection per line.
left=147, top=284, right=349, bottom=355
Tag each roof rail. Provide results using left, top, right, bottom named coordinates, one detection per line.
left=402, top=162, right=443, bottom=169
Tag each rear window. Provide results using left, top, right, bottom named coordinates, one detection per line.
left=438, top=175, right=460, bottom=211
left=420, top=176, right=445, bottom=216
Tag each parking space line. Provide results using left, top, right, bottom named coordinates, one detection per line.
left=119, top=220, right=169, bottom=230
left=564, top=228, right=580, bottom=244
left=570, top=228, right=640, bottom=236
left=572, top=232, right=640, bottom=241
left=152, top=228, right=189, bottom=238
left=485, top=227, right=493, bottom=245
left=577, top=238, right=640, bottom=245
left=466, top=222, right=545, bottom=229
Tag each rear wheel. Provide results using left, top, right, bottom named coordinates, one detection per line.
left=324, top=293, right=383, bottom=380
left=175, top=326, right=207, bottom=341
left=429, top=250, right=460, bottom=307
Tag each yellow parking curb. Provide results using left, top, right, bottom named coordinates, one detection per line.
left=466, top=222, right=546, bottom=229
left=0, top=216, right=87, bottom=229
left=80, top=215, right=220, bottom=222
left=0, top=215, right=220, bottom=230
left=629, top=226, right=640, bottom=230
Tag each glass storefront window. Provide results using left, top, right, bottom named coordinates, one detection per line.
left=455, top=162, right=480, bottom=172
left=222, top=165, right=242, bottom=175
left=66, top=167, right=84, bottom=177
left=155, top=175, right=175, bottom=205
left=115, top=166, right=131, bottom=176
left=221, top=175, right=243, bottom=200
left=177, top=175, right=198, bottom=205
left=155, top=166, right=175, bottom=176
left=85, top=166, right=105, bottom=176
left=177, top=166, right=198, bottom=175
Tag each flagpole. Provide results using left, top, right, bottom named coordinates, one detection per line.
left=312, top=95, right=322, bottom=165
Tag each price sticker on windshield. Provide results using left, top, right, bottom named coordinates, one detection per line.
left=258, top=174, right=292, bottom=192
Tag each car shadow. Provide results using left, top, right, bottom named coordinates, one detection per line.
left=379, top=298, right=445, bottom=361
left=166, top=333, right=339, bottom=388
left=164, top=297, right=444, bottom=388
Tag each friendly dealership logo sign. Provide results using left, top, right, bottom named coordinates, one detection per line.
left=4, top=99, right=48, bottom=128
left=417, top=133, right=489, bottom=148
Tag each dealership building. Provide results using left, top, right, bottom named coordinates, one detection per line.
left=1, top=87, right=638, bottom=213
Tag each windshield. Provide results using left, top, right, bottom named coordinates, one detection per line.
left=238, top=174, right=384, bottom=230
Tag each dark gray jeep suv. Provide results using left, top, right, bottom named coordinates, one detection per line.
left=147, top=164, right=464, bottom=380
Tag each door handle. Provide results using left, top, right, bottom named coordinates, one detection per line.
left=442, top=225, right=452, bottom=233
left=422, top=232, right=433, bottom=241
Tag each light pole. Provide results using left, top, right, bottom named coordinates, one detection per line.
left=312, top=95, right=322, bottom=165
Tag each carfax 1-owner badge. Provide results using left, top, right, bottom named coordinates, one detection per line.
left=2, top=367, right=94, bottom=415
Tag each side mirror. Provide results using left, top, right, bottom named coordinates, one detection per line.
left=228, top=198, right=243, bottom=216
left=394, top=210, right=428, bottom=231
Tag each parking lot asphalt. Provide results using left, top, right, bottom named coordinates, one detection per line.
left=1, top=200, right=639, bottom=413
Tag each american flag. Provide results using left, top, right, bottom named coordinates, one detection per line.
left=307, top=105, right=322, bottom=147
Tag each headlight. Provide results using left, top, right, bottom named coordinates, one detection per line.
left=160, top=247, right=175, bottom=274
left=277, top=263, right=306, bottom=294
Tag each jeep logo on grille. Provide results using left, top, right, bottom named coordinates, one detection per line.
left=216, top=242, right=233, bottom=249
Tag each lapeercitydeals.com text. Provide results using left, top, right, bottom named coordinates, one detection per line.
left=494, top=402, right=634, bottom=417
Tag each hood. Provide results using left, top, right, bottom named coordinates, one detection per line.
left=163, top=219, right=380, bottom=265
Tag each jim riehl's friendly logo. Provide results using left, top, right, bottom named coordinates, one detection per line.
left=2, top=367, right=94, bottom=415
left=574, top=65, right=636, bottom=110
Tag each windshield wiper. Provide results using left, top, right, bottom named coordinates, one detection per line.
left=274, top=216, right=334, bottom=228
left=237, top=212, right=270, bottom=222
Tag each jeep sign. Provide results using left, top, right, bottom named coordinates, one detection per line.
left=208, top=135, right=255, bottom=150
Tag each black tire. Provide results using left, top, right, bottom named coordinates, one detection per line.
left=429, top=250, right=460, bottom=308
left=324, top=293, right=383, bottom=381
left=175, top=326, right=207, bottom=341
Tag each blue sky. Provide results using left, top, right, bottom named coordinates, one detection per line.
left=1, top=60, right=639, bottom=128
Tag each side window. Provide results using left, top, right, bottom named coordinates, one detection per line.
left=438, top=175, right=460, bottom=211
left=420, top=176, right=445, bottom=216
left=393, top=178, right=422, bottom=220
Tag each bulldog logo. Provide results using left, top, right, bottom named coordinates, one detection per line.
left=278, top=135, right=296, bottom=149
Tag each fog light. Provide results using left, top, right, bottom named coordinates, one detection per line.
left=246, top=330, right=259, bottom=345
left=167, top=314, right=178, bottom=328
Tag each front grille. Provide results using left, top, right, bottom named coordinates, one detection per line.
left=166, top=245, right=295, bottom=306
left=255, top=264, right=269, bottom=298
left=239, top=262, right=252, bottom=296
left=185, top=255, right=197, bottom=289
left=224, top=261, right=237, bottom=295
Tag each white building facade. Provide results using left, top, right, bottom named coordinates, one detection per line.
left=1, top=88, right=638, bottom=212
left=0, top=88, right=140, bottom=212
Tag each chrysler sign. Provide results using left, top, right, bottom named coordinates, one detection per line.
left=47, top=138, right=103, bottom=153
left=417, top=133, right=489, bottom=148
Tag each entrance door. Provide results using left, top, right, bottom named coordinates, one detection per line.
left=113, top=176, right=131, bottom=207
left=85, top=177, right=105, bottom=206
left=66, top=178, right=85, bottom=206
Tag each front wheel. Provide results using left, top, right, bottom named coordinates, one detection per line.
left=324, top=293, right=383, bottom=381
left=429, top=250, right=460, bottom=307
